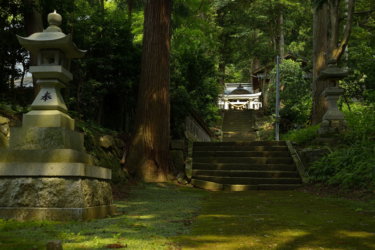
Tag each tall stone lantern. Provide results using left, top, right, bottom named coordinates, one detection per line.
left=17, top=10, right=84, bottom=130
left=318, top=59, right=348, bottom=135
left=0, top=11, right=114, bottom=221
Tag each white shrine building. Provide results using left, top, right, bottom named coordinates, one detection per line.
left=218, top=83, right=262, bottom=110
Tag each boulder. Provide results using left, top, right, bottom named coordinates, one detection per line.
left=99, top=135, right=115, bottom=149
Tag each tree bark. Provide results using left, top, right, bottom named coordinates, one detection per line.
left=311, top=0, right=355, bottom=124
left=279, top=10, right=285, bottom=59
left=23, top=0, right=43, bottom=95
left=312, top=1, right=330, bottom=124
left=125, top=0, right=172, bottom=182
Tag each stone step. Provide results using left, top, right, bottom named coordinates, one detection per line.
left=190, top=178, right=223, bottom=191
left=194, top=141, right=287, bottom=147
left=193, top=146, right=289, bottom=152
left=0, top=149, right=92, bottom=164
left=193, top=157, right=293, bottom=164
left=195, top=176, right=302, bottom=185
left=191, top=179, right=301, bottom=191
left=223, top=184, right=301, bottom=191
left=192, top=163, right=297, bottom=171
left=192, top=169, right=300, bottom=178
left=193, top=151, right=290, bottom=158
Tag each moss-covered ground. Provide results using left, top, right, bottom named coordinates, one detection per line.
left=0, top=184, right=205, bottom=249
left=175, top=190, right=375, bottom=250
left=1, top=184, right=375, bottom=249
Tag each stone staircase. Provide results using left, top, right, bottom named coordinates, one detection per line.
left=191, top=141, right=302, bottom=191
left=222, top=110, right=257, bottom=141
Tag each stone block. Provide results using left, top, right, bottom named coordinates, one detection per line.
left=0, top=149, right=92, bottom=164
left=191, top=178, right=223, bottom=191
left=171, top=140, right=185, bottom=150
left=10, top=127, right=84, bottom=151
left=0, top=177, right=114, bottom=221
left=171, top=150, right=185, bottom=173
left=99, top=135, right=115, bottom=149
left=299, top=148, right=330, bottom=169
left=0, top=162, right=111, bottom=179
left=46, top=240, right=63, bottom=250
left=22, top=110, right=74, bottom=130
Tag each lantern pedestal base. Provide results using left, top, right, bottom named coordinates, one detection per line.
left=23, top=110, right=74, bottom=130
left=0, top=177, right=114, bottom=221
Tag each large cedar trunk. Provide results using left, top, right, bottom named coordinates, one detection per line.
left=23, top=0, right=43, bottom=95
left=311, top=0, right=355, bottom=124
left=312, top=2, right=330, bottom=124
left=125, top=0, right=172, bottom=182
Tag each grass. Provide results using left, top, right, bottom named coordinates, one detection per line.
left=174, top=190, right=375, bottom=250
left=1, top=185, right=375, bottom=249
left=0, top=183, right=206, bottom=249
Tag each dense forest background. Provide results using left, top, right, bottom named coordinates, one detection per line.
left=1, top=0, right=375, bottom=187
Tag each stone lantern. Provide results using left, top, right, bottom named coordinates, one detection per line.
left=17, top=11, right=85, bottom=130
left=0, top=11, right=114, bottom=221
left=318, top=59, right=348, bottom=135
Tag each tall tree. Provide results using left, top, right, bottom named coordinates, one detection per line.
left=311, top=0, right=355, bottom=124
left=23, top=0, right=43, bottom=95
left=125, top=0, right=173, bottom=182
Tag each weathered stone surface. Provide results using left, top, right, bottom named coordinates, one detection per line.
left=0, top=162, right=111, bottom=179
left=0, top=177, right=112, bottom=208
left=298, top=148, right=330, bottom=169
left=171, top=140, right=185, bottom=150
left=46, top=240, right=63, bottom=250
left=0, top=149, right=92, bottom=164
left=22, top=110, right=75, bottom=130
left=0, top=116, right=10, bottom=148
left=99, top=135, right=115, bottom=149
left=0, top=116, right=9, bottom=124
left=10, top=127, right=84, bottom=151
left=171, top=150, right=185, bottom=173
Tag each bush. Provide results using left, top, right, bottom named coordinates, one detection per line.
left=268, top=59, right=312, bottom=126
left=308, top=103, right=375, bottom=191
left=281, top=124, right=320, bottom=145
left=308, top=141, right=375, bottom=190
left=343, top=103, right=375, bottom=142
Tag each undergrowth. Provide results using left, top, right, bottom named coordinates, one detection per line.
left=308, top=103, right=375, bottom=191
left=281, top=124, right=320, bottom=145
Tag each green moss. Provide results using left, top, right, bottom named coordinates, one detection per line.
left=0, top=184, right=206, bottom=249
left=1, top=185, right=374, bottom=249
left=175, top=191, right=375, bottom=249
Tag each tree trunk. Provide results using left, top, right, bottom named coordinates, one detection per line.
left=23, top=0, right=43, bottom=96
left=311, top=0, right=355, bottom=124
left=312, top=2, right=330, bottom=124
left=279, top=11, right=285, bottom=59
left=125, top=0, right=172, bottom=182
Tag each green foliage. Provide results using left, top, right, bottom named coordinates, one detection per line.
left=170, top=1, right=221, bottom=138
left=75, top=119, right=127, bottom=184
left=343, top=103, right=375, bottom=142
left=268, top=59, right=312, bottom=126
left=339, top=0, right=375, bottom=103
left=308, top=104, right=375, bottom=191
left=281, top=124, right=320, bottom=144
left=308, top=141, right=375, bottom=190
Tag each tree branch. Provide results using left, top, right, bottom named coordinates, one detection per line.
left=331, top=0, right=355, bottom=61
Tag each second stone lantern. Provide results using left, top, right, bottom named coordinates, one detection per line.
left=0, top=11, right=114, bottom=221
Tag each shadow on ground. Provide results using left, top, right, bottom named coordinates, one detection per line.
left=0, top=183, right=206, bottom=249
left=174, top=190, right=375, bottom=249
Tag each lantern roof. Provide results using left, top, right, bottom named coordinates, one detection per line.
left=17, top=11, right=86, bottom=58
